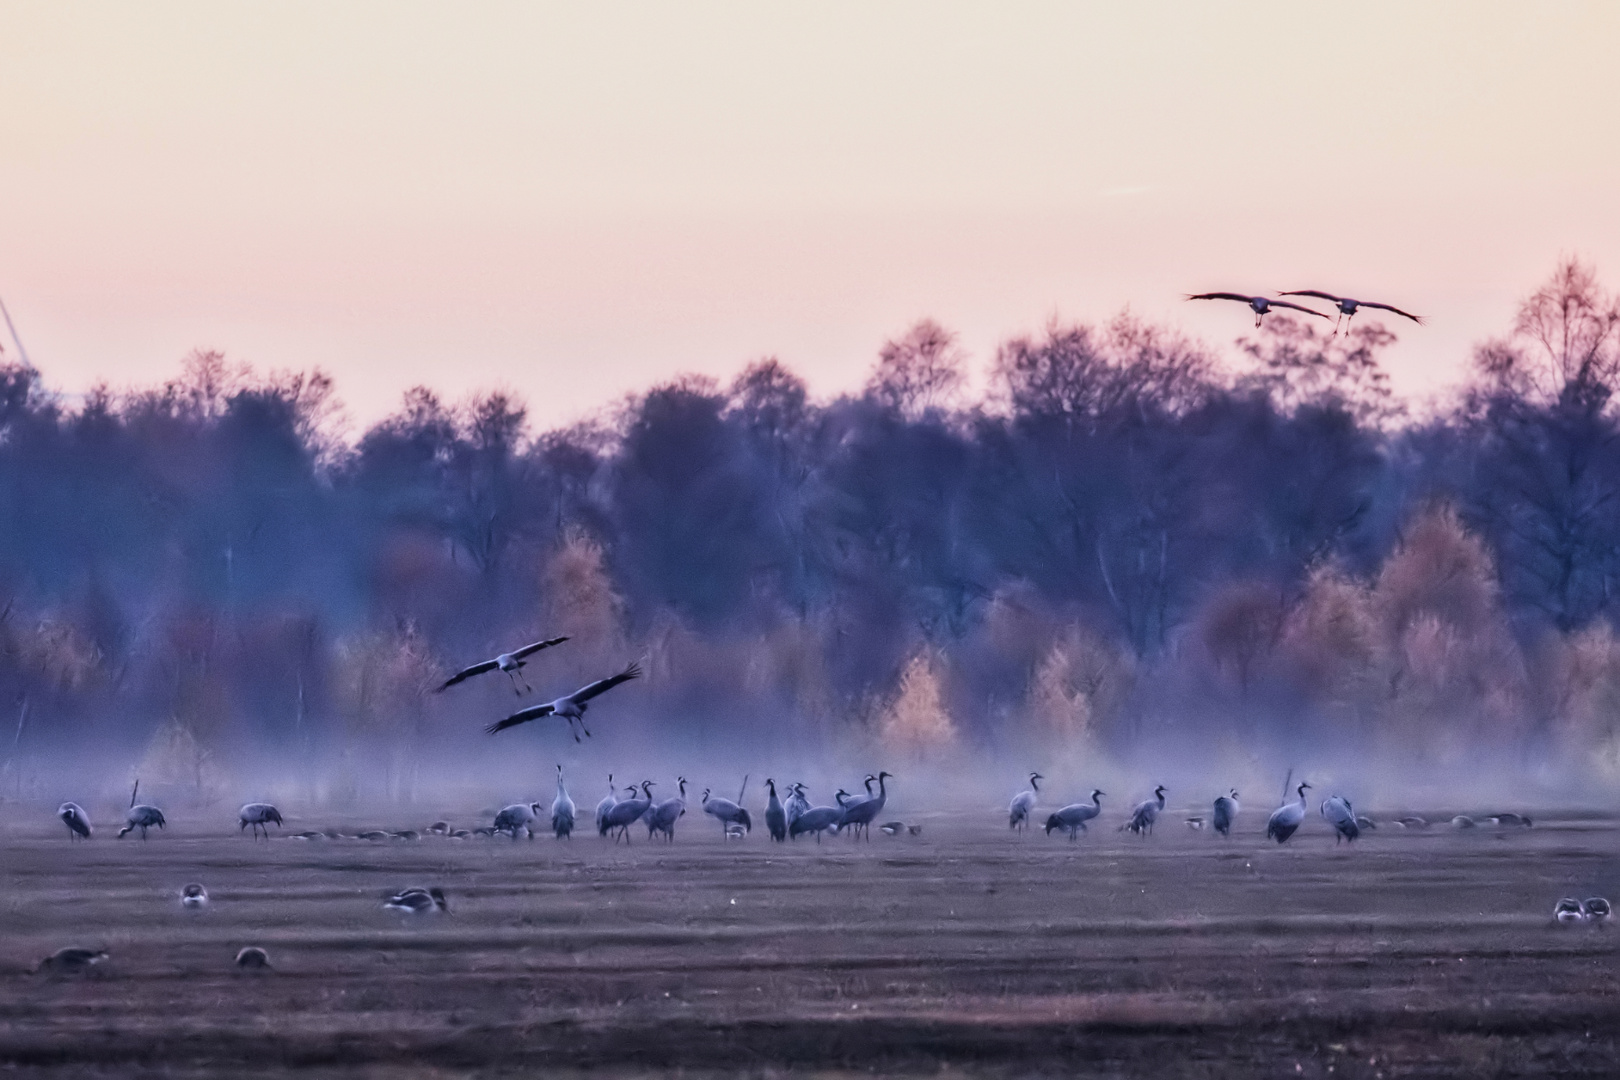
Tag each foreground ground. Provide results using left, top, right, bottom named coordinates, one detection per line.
left=0, top=801, right=1616, bottom=1078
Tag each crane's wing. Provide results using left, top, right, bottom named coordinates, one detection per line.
left=486, top=702, right=556, bottom=735
left=1277, top=289, right=1343, bottom=303
left=1186, top=292, right=1258, bottom=304
left=1359, top=300, right=1424, bottom=323
left=513, top=635, right=570, bottom=660
left=1269, top=299, right=1333, bottom=320
left=569, top=662, right=642, bottom=704
left=437, top=659, right=498, bottom=692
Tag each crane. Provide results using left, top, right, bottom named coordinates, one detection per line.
left=1008, top=773, right=1042, bottom=832
left=1187, top=292, right=1332, bottom=327
left=486, top=663, right=641, bottom=741
left=1278, top=290, right=1423, bottom=334
left=436, top=636, right=569, bottom=695
left=552, top=764, right=576, bottom=839
left=1266, top=782, right=1311, bottom=843
left=1044, top=789, right=1104, bottom=839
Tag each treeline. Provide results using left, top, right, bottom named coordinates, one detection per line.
left=2, top=260, right=1619, bottom=799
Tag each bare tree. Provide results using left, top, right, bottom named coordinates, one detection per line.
left=868, top=320, right=966, bottom=418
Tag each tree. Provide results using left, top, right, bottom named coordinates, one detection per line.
left=867, top=320, right=966, bottom=418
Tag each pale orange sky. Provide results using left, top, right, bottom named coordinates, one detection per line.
left=3, top=2, right=1618, bottom=428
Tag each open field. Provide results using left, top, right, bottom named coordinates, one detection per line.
left=1, top=804, right=1617, bottom=1078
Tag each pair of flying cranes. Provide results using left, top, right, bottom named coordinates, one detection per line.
left=1187, top=289, right=1423, bottom=331
left=435, top=637, right=640, bottom=740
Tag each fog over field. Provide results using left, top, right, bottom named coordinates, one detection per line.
left=2, top=261, right=1620, bottom=818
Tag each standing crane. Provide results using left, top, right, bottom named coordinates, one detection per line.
left=784, top=783, right=811, bottom=829
left=1212, top=789, right=1240, bottom=838
left=701, top=779, right=752, bottom=837
left=1044, top=790, right=1104, bottom=839
left=1319, top=795, right=1360, bottom=843
left=58, top=802, right=92, bottom=841
left=119, top=780, right=166, bottom=839
left=551, top=764, right=576, bottom=839
left=764, top=778, right=787, bottom=842
left=436, top=636, right=569, bottom=695
left=647, top=777, right=688, bottom=842
left=1008, top=773, right=1042, bottom=832
left=601, top=782, right=654, bottom=843
left=239, top=803, right=283, bottom=840
left=492, top=801, right=542, bottom=840
left=838, top=771, right=891, bottom=841
left=595, top=773, right=618, bottom=836
left=1266, top=782, right=1311, bottom=843
left=1124, top=785, right=1167, bottom=835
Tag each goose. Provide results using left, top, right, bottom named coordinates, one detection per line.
left=436, top=636, right=569, bottom=695
left=58, top=802, right=91, bottom=841
left=1212, top=790, right=1240, bottom=837
left=1278, top=290, right=1423, bottom=334
left=1266, top=782, right=1310, bottom=843
left=1320, top=796, right=1359, bottom=843
left=1187, top=292, right=1332, bottom=327
left=552, top=764, right=576, bottom=839
left=384, top=887, right=448, bottom=914
left=725, top=822, right=748, bottom=840
left=1354, top=814, right=1378, bottom=831
left=784, top=783, right=811, bottom=828
left=1490, top=813, right=1533, bottom=828
left=357, top=830, right=391, bottom=842
left=239, top=803, right=283, bottom=840
left=839, top=771, right=891, bottom=841
left=1451, top=815, right=1476, bottom=829
left=601, top=782, right=654, bottom=843
left=1554, top=897, right=1586, bottom=924
left=36, top=947, right=107, bottom=973
left=1124, top=785, right=1166, bottom=835
left=118, top=780, right=166, bottom=839
left=1008, top=773, right=1042, bottom=832
left=486, top=662, right=641, bottom=740
left=493, top=802, right=542, bottom=840
left=647, top=777, right=688, bottom=842
left=701, top=786, right=752, bottom=837
left=595, top=773, right=619, bottom=836
left=1395, top=816, right=1428, bottom=829
left=234, top=947, right=272, bottom=969
left=788, top=803, right=844, bottom=842
left=181, top=883, right=208, bottom=908
left=428, top=821, right=451, bottom=835
left=764, top=779, right=787, bottom=842
left=880, top=821, right=905, bottom=836
left=1185, top=816, right=1206, bottom=831
left=1044, top=790, right=1104, bottom=840
left=1584, top=897, right=1612, bottom=925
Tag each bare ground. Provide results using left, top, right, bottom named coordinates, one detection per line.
left=1, top=804, right=1616, bottom=1078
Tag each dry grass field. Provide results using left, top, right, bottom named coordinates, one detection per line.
left=0, top=802, right=1616, bottom=1078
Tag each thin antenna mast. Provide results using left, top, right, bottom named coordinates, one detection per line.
left=0, top=298, right=33, bottom=368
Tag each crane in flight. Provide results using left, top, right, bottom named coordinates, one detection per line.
left=1187, top=292, right=1331, bottom=328
left=436, top=636, right=569, bottom=696
left=486, top=663, right=641, bottom=740
left=1279, top=290, right=1423, bottom=334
